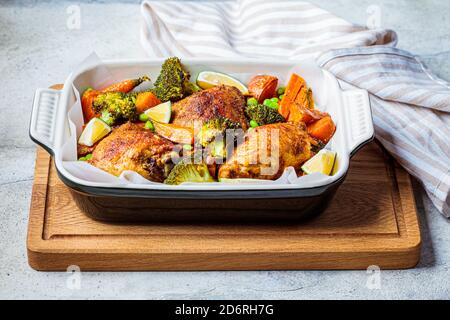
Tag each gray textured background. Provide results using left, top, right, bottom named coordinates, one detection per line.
left=0, top=0, right=449, bottom=299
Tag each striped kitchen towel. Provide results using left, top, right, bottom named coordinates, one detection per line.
left=141, top=0, right=450, bottom=217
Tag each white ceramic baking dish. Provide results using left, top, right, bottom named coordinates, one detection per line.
left=30, top=58, right=374, bottom=222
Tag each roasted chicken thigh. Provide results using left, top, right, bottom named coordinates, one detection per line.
left=218, top=122, right=314, bottom=180
left=171, top=85, right=248, bottom=130
left=89, top=122, right=175, bottom=182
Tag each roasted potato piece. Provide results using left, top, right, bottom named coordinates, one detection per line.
left=248, top=75, right=278, bottom=103
left=307, top=116, right=336, bottom=143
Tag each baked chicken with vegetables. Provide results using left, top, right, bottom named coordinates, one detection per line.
left=77, top=57, right=337, bottom=184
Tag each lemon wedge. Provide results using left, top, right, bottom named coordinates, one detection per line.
left=144, top=101, right=172, bottom=123
left=302, top=149, right=337, bottom=176
left=78, top=118, right=111, bottom=147
left=197, top=71, right=248, bottom=95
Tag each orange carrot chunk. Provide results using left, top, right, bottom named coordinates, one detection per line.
left=288, top=105, right=328, bottom=124
left=135, top=91, right=161, bottom=114
left=278, top=73, right=306, bottom=118
left=81, top=89, right=101, bottom=123
left=101, top=76, right=150, bottom=93
left=287, top=86, right=319, bottom=123
left=307, top=116, right=336, bottom=143
left=294, top=86, right=314, bottom=109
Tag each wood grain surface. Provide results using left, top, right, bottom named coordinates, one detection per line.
left=27, top=141, right=421, bottom=271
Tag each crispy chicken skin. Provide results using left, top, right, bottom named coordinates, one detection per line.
left=89, top=122, right=175, bottom=182
left=171, top=85, right=248, bottom=130
left=218, top=122, right=313, bottom=180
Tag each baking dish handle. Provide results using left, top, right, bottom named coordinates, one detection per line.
left=29, top=88, right=61, bottom=155
left=341, top=89, right=374, bottom=157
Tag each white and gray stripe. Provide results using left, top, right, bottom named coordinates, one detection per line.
left=141, top=0, right=450, bottom=217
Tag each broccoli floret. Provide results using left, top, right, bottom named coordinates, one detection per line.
left=198, top=118, right=241, bottom=158
left=92, top=92, right=137, bottom=125
left=183, top=81, right=202, bottom=96
left=152, top=57, right=199, bottom=102
left=164, top=162, right=215, bottom=185
left=199, top=118, right=241, bottom=146
left=99, top=110, right=114, bottom=126
left=245, top=104, right=285, bottom=126
left=209, top=139, right=227, bottom=158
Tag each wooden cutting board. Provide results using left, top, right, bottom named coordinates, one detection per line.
left=27, top=141, right=421, bottom=271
